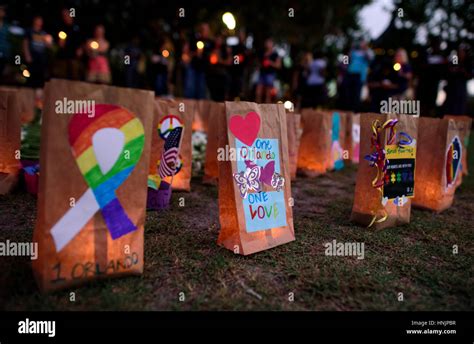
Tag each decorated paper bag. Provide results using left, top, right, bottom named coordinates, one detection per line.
left=147, top=100, right=185, bottom=209
left=443, top=115, right=472, bottom=181
left=152, top=98, right=194, bottom=191
left=0, top=89, right=21, bottom=194
left=203, top=101, right=225, bottom=184
left=217, top=101, right=295, bottom=255
left=286, top=112, right=301, bottom=179
left=297, top=109, right=346, bottom=176
left=297, top=109, right=331, bottom=176
left=33, top=79, right=154, bottom=292
left=351, top=113, right=418, bottom=229
left=412, top=118, right=463, bottom=212
left=351, top=113, right=361, bottom=163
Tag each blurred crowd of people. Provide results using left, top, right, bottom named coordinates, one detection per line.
left=0, top=5, right=472, bottom=116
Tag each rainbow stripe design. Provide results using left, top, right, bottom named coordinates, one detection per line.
left=68, top=104, right=145, bottom=239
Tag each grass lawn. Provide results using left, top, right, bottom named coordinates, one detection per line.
left=0, top=151, right=473, bottom=311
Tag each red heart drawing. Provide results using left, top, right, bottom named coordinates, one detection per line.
left=229, top=111, right=261, bottom=146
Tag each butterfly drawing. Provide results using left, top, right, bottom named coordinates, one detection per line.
left=271, top=172, right=285, bottom=191
left=233, top=166, right=261, bottom=199
left=245, top=160, right=275, bottom=186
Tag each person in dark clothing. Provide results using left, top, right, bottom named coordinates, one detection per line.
left=229, top=30, right=248, bottom=100
left=53, top=8, right=84, bottom=80
left=367, top=57, right=399, bottom=112
left=443, top=44, right=472, bottom=115
left=206, top=34, right=232, bottom=101
left=23, top=16, right=52, bottom=88
left=255, top=38, right=281, bottom=103
left=392, top=48, right=413, bottom=98
left=416, top=37, right=447, bottom=117
left=124, top=35, right=143, bottom=88
left=150, top=38, right=170, bottom=96
left=0, top=5, right=10, bottom=77
left=301, top=50, right=327, bottom=108
left=184, top=23, right=212, bottom=99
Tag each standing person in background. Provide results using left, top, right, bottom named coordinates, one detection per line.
left=0, top=5, right=10, bottom=77
left=23, top=16, right=52, bottom=88
left=185, top=23, right=212, bottom=99
left=54, top=8, right=84, bottom=80
left=340, top=40, right=373, bottom=111
left=124, top=35, right=143, bottom=88
left=367, top=56, right=399, bottom=112
left=301, top=50, right=327, bottom=108
left=150, top=38, right=170, bottom=96
left=416, top=37, right=447, bottom=117
left=293, top=52, right=310, bottom=109
left=229, top=29, right=248, bottom=100
left=443, top=44, right=472, bottom=115
left=255, top=38, right=281, bottom=103
left=391, top=48, right=413, bottom=99
left=206, top=34, right=232, bottom=101
left=85, top=24, right=111, bottom=84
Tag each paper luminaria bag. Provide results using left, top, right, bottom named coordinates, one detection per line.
left=192, top=99, right=211, bottom=132
left=297, top=109, right=347, bottom=176
left=0, top=86, right=36, bottom=124
left=203, top=101, right=225, bottom=184
left=286, top=111, right=301, bottom=180
left=150, top=98, right=194, bottom=191
left=297, top=109, right=331, bottom=176
left=0, top=89, right=21, bottom=194
left=412, top=117, right=463, bottom=212
left=147, top=100, right=186, bottom=209
left=33, top=79, right=154, bottom=292
left=351, top=113, right=418, bottom=229
left=217, top=102, right=295, bottom=255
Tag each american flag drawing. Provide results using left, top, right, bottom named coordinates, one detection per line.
left=158, top=127, right=183, bottom=178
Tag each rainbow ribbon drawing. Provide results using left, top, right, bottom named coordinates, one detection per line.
left=51, top=104, right=145, bottom=252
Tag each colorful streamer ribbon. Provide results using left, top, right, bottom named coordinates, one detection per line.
left=364, top=118, right=412, bottom=228
left=51, top=104, right=145, bottom=251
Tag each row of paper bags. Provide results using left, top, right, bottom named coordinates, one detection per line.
left=0, top=80, right=471, bottom=292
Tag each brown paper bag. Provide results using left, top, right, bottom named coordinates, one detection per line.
left=0, top=89, right=21, bottom=194
left=203, top=101, right=225, bottom=184
left=33, top=79, right=154, bottom=292
left=193, top=99, right=212, bottom=132
left=0, top=86, right=36, bottom=124
left=217, top=101, right=295, bottom=255
left=147, top=100, right=186, bottom=199
left=297, top=109, right=331, bottom=176
left=412, top=118, right=463, bottom=212
left=351, top=113, right=418, bottom=229
left=443, top=115, right=472, bottom=180
left=286, top=112, right=301, bottom=179
left=297, top=109, right=346, bottom=175
left=151, top=98, right=194, bottom=191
